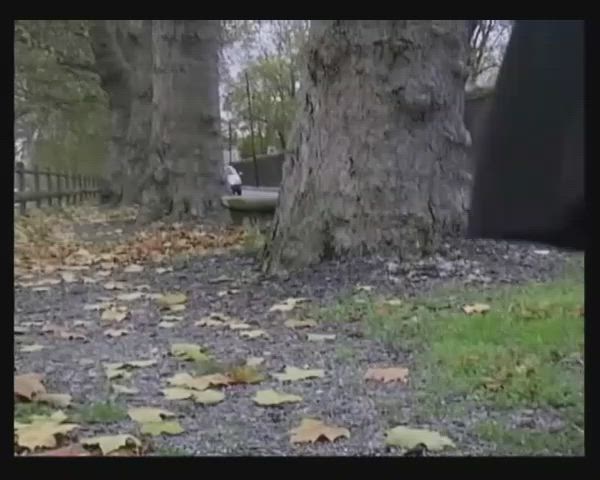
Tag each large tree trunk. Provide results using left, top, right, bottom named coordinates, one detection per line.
left=263, top=20, right=472, bottom=273
left=89, top=21, right=132, bottom=203
left=139, top=20, right=226, bottom=222
left=117, top=21, right=153, bottom=205
left=90, top=20, right=153, bottom=205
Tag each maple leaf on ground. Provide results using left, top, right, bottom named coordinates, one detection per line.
left=462, top=303, right=491, bottom=315
left=140, top=421, right=184, bottom=436
left=128, top=407, right=176, bottom=423
left=272, top=366, right=325, bottom=382
left=167, top=372, right=232, bottom=391
left=254, top=390, right=302, bottom=406
left=14, top=410, right=78, bottom=451
left=20, top=344, right=46, bottom=353
left=246, top=357, right=264, bottom=367
left=191, top=390, right=225, bottom=405
left=289, top=419, right=350, bottom=444
left=170, top=343, right=210, bottom=362
left=157, top=293, right=187, bottom=308
left=307, top=333, right=336, bottom=342
left=364, top=367, right=409, bottom=384
left=15, top=373, right=46, bottom=400
left=284, top=319, right=317, bottom=329
left=240, top=329, right=268, bottom=339
left=81, top=434, right=141, bottom=456
left=269, top=297, right=310, bottom=313
left=384, top=426, right=455, bottom=451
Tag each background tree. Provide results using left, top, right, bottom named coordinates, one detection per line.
left=15, top=20, right=108, bottom=177
left=221, top=20, right=309, bottom=157
left=467, top=20, right=512, bottom=88
left=263, top=20, right=473, bottom=273
left=90, top=20, right=226, bottom=222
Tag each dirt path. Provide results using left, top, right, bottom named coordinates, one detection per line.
left=14, top=214, right=579, bottom=456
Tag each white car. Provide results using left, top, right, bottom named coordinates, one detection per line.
left=225, top=165, right=242, bottom=195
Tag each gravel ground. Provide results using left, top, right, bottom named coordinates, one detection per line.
left=14, top=222, right=578, bottom=456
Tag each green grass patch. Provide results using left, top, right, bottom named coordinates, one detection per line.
left=475, top=419, right=584, bottom=456
left=14, top=402, right=55, bottom=423
left=318, top=268, right=584, bottom=454
left=72, top=401, right=127, bottom=424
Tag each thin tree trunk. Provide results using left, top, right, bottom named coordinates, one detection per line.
left=263, top=20, right=472, bottom=273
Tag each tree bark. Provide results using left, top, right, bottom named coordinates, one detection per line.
left=138, top=20, right=226, bottom=223
left=89, top=20, right=132, bottom=203
left=90, top=20, right=153, bottom=205
left=263, top=20, right=472, bottom=273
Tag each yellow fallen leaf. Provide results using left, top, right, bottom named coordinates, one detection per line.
left=81, top=434, right=141, bottom=455
left=104, top=281, right=128, bottom=291
left=84, top=302, right=112, bottom=311
left=73, top=320, right=92, bottom=328
left=254, top=389, right=302, bottom=406
left=284, top=319, right=317, bottom=329
left=101, top=308, right=129, bottom=323
left=289, top=418, right=349, bottom=444
left=128, top=407, right=176, bottom=423
left=364, top=367, right=409, bottom=384
left=162, top=387, right=195, bottom=400
left=228, top=366, right=265, bottom=384
left=246, top=357, right=264, bottom=367
left=191, top=389, right=225, bottom=405
left=155, top=267, right=173, bottom=274
left=384, top=426, right=455, bottom=451
left=272, top=366, right=325, bottom=382
left=60, top=272, right=77, bottom=283
left=307, top=333, right=336, bottom=342
left=240, top=329, right=268, bottom=339
left=32, top=287, right=51, bottom=292
left=117, top=292, right=144, bottom=301
left=170, top=343, right=209, bottom=362
left=15, top=421, right=79, bottom=451
left=37, top=393, right=72, bottom=408
left=384, top=298, right=403, bottom=306
left=355, top=285, right=373, bottom=292
left=124, top=264, right=144, bottom=273
left=20, top=344, right=46, bottom=353
left=462, top=303, right=491, bottom=315
left=167, top=372, right=232, bottom=391
left=158, top=321, right=178, bottom=329
left=228, top=322, right=251, bottom=330
left=56, top=330, right=88, bottom=341
left=126, top=360, right=157, bottom=368
left=104, top=329, right=129, bottom=338
left=140, top=420, right=184, bottom=436
left=157, top=293, right=187, bottom=307
left=269, top=297, right=309, bottom=313
left=15, top=373, right=46, bottom=400
left=169, top=304, right=186, bottom=312
left=195, top=318, right=226, bottom=327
